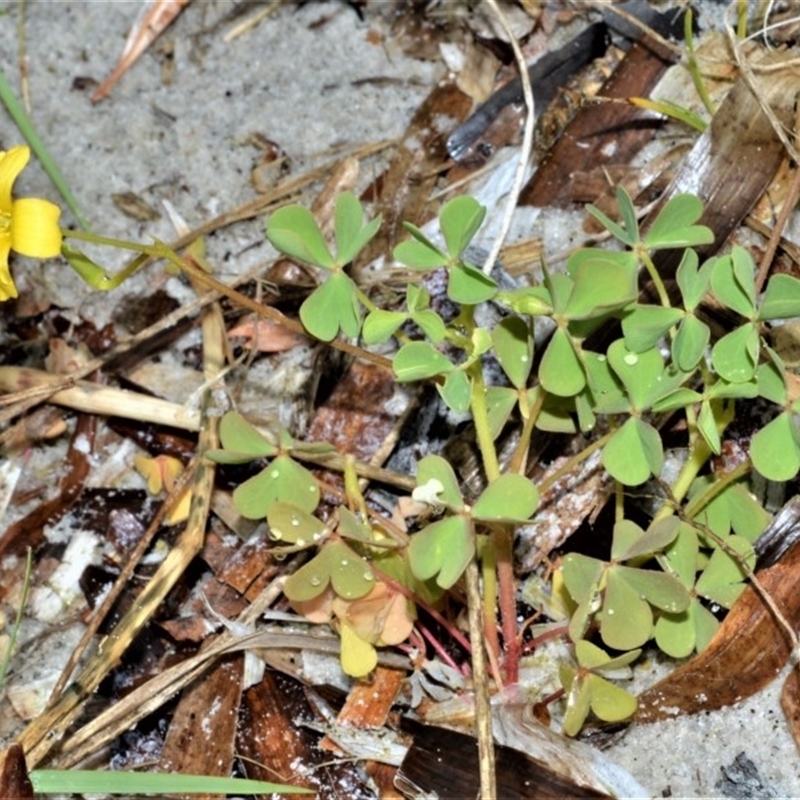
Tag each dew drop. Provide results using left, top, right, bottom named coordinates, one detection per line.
left=363, top=571, right=374, bottom=581
left=296, top=538, right=306, bottom=547
left=623, top=353, right=638, bottom=366
left=270, top=469, right=280, bottom=478
left=312, top=532, right=322, bottom=541
left=520, top=354, right=529, bottom=362
left=269, top=530, right=282, bottom=541
left=309, top=575, right=322, bottom=586
left=309, top=485, right=316, bottom=492
left=340, top=559, right=350, bottom=566
left=290, top=515, right=300, bottom=526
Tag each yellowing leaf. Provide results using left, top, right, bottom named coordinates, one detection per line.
left=339, top=621, right=377, bottom=677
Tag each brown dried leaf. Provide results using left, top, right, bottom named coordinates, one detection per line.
left=0, top=744, right=33, bottom=800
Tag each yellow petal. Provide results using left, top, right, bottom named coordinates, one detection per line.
left=11, top=198, right=62, bottom=258
left=0, top=147, right=30, bottom=213
left=0, top=239, right=18, bottom=301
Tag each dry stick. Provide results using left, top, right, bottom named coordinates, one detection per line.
left=480, top=0, right=534, bottom=278
left=755, top=103, right=800, bottom=294
left=18, top=304, right=226, bottom=768
left=46, top=458, right=200, bottom=702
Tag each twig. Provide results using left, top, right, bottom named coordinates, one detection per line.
left=481, top=0, right=534, bottom=277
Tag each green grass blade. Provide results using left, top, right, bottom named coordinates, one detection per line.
left=0, top=65, right=91, bottom=230
left=0, top=546, right=32, bottom=693
left=30, top=769, right=314, bottom=795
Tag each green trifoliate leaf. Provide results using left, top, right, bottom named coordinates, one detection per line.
left=614, top=565, right=690, bottom=613
left=602, top=417, right=663, bottom=486
left=408, top=516, right=473, bottom=589
left=561, top=553, right=605, bottom=606
left=711, top=247, right=756, bottom=317
left=471, top=474, right=538, bottom=523
left=644, top=194, right=714, bottom=249
left=575, top=639, right=641, bottom=671
left=412, top=309, right=447, bottom=343
left=658, top=522, right=699, bottom=588
left=697, top=399, right=721, bottom=454
left=539, top=328, right=585, bottom=396
left=447, top=261, right=497, bottom=304
left=750, top=412, right=800, bottom=481
left=711, top=322, right=759, bottom=383
left=586, top=674, right=638, bottom=723
left=584, top=352, right=629, bottom=414
left=622, top=304, right=684, bottom=352
left=300, top=273, right=361, bottom=341
left=560, top=666, right=592, bottom=737
left=695, top=535, right=755, bottom=608
left=758, top=272, right=800, bottom=321
left=267, top=204, right=335, bottom=269
left=440, top=195, right=486, bottom=259
left=544, top=268, right=574, bottom=314
left=393, top=341, right=453, bottom=382
left=492, top=317, right=533, bottom=389
left=334, top=192, right=381, bottom=265
left=565, top=249, right=639, bottom=319
left=726, top=485, right=770, bottom=542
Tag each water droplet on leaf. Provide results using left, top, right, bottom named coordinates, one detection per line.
left=624, top=353, right=638, bottom=366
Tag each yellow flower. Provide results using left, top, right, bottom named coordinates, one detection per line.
left=0, top=146, right=63, bottom=301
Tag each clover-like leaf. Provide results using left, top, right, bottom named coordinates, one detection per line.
left=759, top=273, right=800, bottom=320
left=495, top=286, right=553, bottom=316
left=327, top=541, right=376, bottom=600
left=447, top=262, right=497, bottom=304
left=337, top=506, right=376, bottom=545
left=750, top=412, right=800, bottom=481
left=334, top=192, right=381, bottom=266
left=697, top=399, right=721, bottom=454
left=206, top=411, right=278, bottom=463
left=672, top=314, right=710, bottom=371
left=416, top=455, right=464, bottom=510
left=492, top=317, right=532, bottom=389
left=438, top=369, right=471, bottom=413
left=644, top=193, right=714, bottom=249
left=710, top=247, right=756, bottom=318
left=560, top=553, right=605, bottom=606
left=584, top=352, right=629, bottom=414
left=565, top=249, right=638, bottom=319
left=233, top=455, right=320, bottom=518
left=655, top=599, right=719, bottom=658
left=602, top=417, right=663, bottom=486
left=393, top=341, right=454, bottom=382
left=471, top=474, right=538, bottom=523
left=408, top=516, right=473, bottom=589
left=622, top=304, right=684, bottom=352
left=586, top=673, right=638, bottom=723
left=613, top=565, right=690, bottom=613
left=393, top=223, right=448, bottom=269
left=267, top=204, right=335, bottom=269
left=267, top=502, right=326, bottom=546
left=560, top=665, right=593, bottom=737
left=440, top=195, right=486, bottom=259
left=710, top=322, right=759, bottom=383
left=300, top=272, right=361, bottom=341
left=539, top=327, right=585, bottom=396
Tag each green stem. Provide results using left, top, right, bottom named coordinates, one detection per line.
left=683, top=461, right=751, bottom=519
left=639, top=249, right=671, bottom=308
left=468, top=362, right=501, bottom=483
left=0, top=67, right=90, bottom=230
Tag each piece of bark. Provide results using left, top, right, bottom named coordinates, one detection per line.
left=781, top=665, right=800, bottom=757
left=160, top=655, right=243, bottom=800
left=396, top=719, right=610, bottom=799
left=0, top=744, right=33, bottom=800
left=237, top=670, right=374, bottom=798
left=0, top=413, right=95, bottom=569
left=636, top=536, right=800, bottom=722
left=319, top=666, right=405, bottom=796
left=520, top=34, right=678, bottom=208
